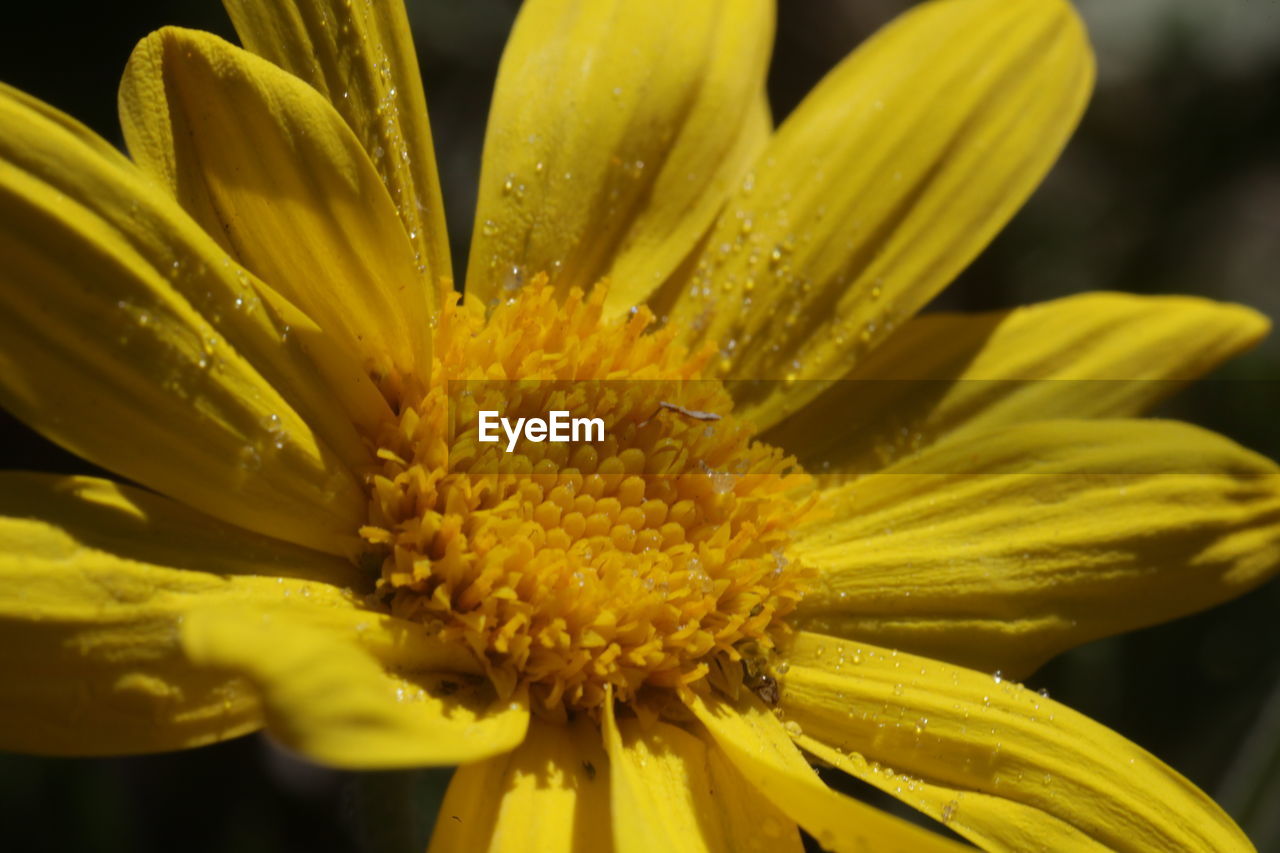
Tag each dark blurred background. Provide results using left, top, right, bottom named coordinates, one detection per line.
left=1, top=0, right=1279, bottom=850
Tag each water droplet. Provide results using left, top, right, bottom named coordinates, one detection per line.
left=238, top=445, right=262, bottom=472
left=502, top=265, right=525, bottom=292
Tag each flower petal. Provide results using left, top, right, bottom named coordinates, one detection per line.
left=465, top=0, right=773, bottom=311
left=801, top=737, right=1101, bottom=851
left=764, top=292, right=1269, bottom=465
left=0, top=472, right=378, bottom=755
left=0, top=83, right=369, bottom=554
left=792, top=419, right=1280, bottom=677
left=685, top=690, right=967, bottom=852
left=660, top=0, right=1093, bottom=428
left=0, top=472, right=363, bottom=585
left=222, top=0, right=451, bottom=284
left=427, top=717, right=611, bottom=853
left=780, top=631, right=1254, bottom=851
left=119, top=27, right=431, bottom=395
left=703, top=737, right=805, bottom=853
left=602, top=700, right=801, bottom=853
left=182, top=606, right=525, bottom=769
left=14, top=69, right=393, bottom=443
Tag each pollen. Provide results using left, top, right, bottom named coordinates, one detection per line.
left=359, top=276, right=814, bottom=715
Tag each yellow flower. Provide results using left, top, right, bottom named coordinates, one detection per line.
left=0, top=0, right=1276, bottom=849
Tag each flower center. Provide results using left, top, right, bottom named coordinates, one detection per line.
left=359, top=278, right=813, bottom=715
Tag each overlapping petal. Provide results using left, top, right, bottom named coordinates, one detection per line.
left=686, top=691, right=967, bottom=852
left=658, top=0, right=1093, bottom=429
left=0, top=83, right=369, bottom=553
left=120, top=27, right=432, bottom=397
left=0, top=473, right=368, bottom=755
left=792, top=419, right=1280, bottom=676
left=602, top=700, right=801, bottom=853
left=466, top=0, right=773, bottom=311
left=703, top=741, right=805, bottom=853
left=182, top=607, right=524, bottom=769
left=780, top=631, right=1254, bottom=851
left=764, top=292, right=1269, bottom=470
left=426, top=717, right=610, bottom=852
left=222, top=0, right=451, bottom=283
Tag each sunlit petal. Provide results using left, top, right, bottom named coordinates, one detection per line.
left=120, top=27, right=431, bottom=397
left=781, top=631, right=1254, bottom=851
left=660, top=0, right=1093, bottom=429
left=467, top=0, right=773, bottom=312
left=793, top=419, right=1280, bottom=677
left=223, top=0, right=451, bottom=284
left=765, top=292, right=1268, bottom=469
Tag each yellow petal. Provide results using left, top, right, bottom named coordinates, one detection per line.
left=119, top=27, right=431, bottom=395
left=182, top=606, right=525, bottom=769
left=0, top=472, right=362, bottom=586
left=764, top=292, right=1269, bottom=466
left=792, top=419, right=1280, bottom=677
left=801, top=737, right=1102, bottom=852
left=602, top=700, right=800, bottom=853
left=11, top=72, right=393, bottom=448
left=0, top=475, right=476, bottom=676
left=0, top=83, right=368, bottom=554
left=661, top=0, right=1093, bottom=428
left=466, top=0, right=773, bottom=311
left=222, top=0, right=451, bottom=284
left=704, top=738, right=804, bottom=853
left=0, top=472, right=366, bottom=755
left=685, top=690, right=967, bottom=852
left=780, top=631, right=1254, bottom=851
left=427, top=717, right=610, bottom=853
